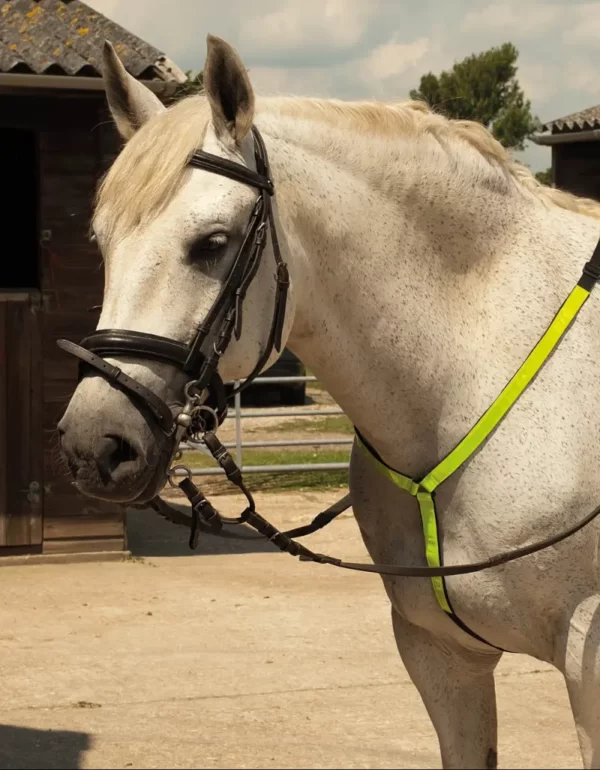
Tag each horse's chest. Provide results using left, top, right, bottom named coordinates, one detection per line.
left=349, top=449, right=444, bottom=626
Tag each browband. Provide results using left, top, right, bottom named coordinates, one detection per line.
left=189, top=150, right=274, bottom=195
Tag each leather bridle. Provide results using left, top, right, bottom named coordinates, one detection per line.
left=58, top=126, right=288, bottom=464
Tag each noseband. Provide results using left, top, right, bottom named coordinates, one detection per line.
left=58, top=126, right=289, bottom=448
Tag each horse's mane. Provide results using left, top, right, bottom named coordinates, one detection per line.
left=95, top=93, right=600, bottom=243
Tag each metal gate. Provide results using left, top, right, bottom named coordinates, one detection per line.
left=181, top=374, right=353, bottom=476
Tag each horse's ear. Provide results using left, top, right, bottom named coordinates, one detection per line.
left=102, top=40, right=165, bottom=141
left=203, top=34, right=255, bottom=145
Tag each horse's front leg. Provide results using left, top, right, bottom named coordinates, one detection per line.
left=560, top=595, right=600, bottom=768
left=391, top=607, right=502, bottom=769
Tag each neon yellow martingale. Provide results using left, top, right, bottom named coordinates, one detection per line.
left=357, top=281, right=593, bottom=632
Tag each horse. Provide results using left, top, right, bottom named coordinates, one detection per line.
left=57, top=34, right=600, bottom=768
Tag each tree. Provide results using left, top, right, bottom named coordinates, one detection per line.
left=410, top=43, right=539, bottom=150
left=535, top=167, right=553, bottom=186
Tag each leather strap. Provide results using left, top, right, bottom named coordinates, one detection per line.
left=281, top=492, right=352, bottom=538
left=67, top=331, right=229, bottom=428
left=149, top=491, right=353, bottom=543
left=184, top=126, right=290, bottom=397
left=57, top=125, right=289, bottom=503
left=318, top=499, right=600, bottom=576
left=82, top=329, right=190, bottom=368
left=184, top=197, right=267, bottom=375
left=232, top=137, right=291, bottom=393
left=57, top=339, right=176, bottom=435
left=579, top=235, right=600, bottom=292
left=189, top=150, right=274, bottom=195
left=162, top=476, right=600, bottom=578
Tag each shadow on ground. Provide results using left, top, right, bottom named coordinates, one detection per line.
left=126, top=504, right=280, bottom=558
left=0, top=725, right=90, bottom=769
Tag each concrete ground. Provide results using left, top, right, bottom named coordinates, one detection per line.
left=0, top=491, right=582, bottom=769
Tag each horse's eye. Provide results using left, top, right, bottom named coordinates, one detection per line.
left=190, top=232, right=229, bottom=259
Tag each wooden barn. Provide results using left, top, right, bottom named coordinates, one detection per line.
left=0, top=0, right=185, bottom=560
left=533, top=104, right=600, bottom=201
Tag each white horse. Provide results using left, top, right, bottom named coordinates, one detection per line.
left=58, top=34, right=600, bottom=768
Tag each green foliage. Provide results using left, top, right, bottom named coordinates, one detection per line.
left=535, top=167, right=553, bottom=186
left=271, top=415, right=354, bottom=434
left=410, top=43, right=539, bottom=150
left=174, top=69, right=204, bottom=99
left=184, top=448, right=349, bottom=494
left=185, top=447, right=351, bottom=469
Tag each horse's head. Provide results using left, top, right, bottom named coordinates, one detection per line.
left=58, top=35, right=293, bottom=504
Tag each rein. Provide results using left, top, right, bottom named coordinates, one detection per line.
left=57, top=124, right=600, bottom=625
left=149, top=435, right=600, bottom=580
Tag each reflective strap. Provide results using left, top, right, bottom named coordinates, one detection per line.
left=417, top=491, right=452, bottom=613
left=355, top=433, right=420, bottom=495
left=354, top=437, right=452, bottom=613
left=354, top=282, right=591, bottom=620
left=420, top=284, right=590, bottom=493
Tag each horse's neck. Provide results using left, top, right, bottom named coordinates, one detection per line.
left=267, top=121, right=600, bottom=474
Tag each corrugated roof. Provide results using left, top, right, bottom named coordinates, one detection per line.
left=0, top=0, right=187, bottom=81
left=541, top=104, right=600, bottom=134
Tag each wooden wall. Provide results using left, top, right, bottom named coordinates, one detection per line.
left=0, top=90, right=126, bottom=556
left=553, top=140, right=600, bottom=201
left=0, top=293, right=43, bottom=554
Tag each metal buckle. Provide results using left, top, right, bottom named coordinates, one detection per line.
left=255, top=221, right=267, bottom=247
left=167, top=464, right=192, bottom=487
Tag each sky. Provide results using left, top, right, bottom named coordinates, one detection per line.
left=86, top=0, right=600, bottom=172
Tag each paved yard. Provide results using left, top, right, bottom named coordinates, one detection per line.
left=0, top=491, right=582, bottom=769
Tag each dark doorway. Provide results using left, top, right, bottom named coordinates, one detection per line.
left=0, top=128, right=40, bottom=289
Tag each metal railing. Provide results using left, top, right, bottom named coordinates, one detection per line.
left=179, top=374, right=353, bottom=476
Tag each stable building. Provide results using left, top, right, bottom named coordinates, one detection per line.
left=533, top=104, right=600, bottom=201
left=0, top=0, right=185, bottom=559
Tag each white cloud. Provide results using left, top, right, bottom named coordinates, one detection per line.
left=86, top=0, right=121, bottom=15
left=516, top=60, right=561, bottom=104
left=84, top=0, right=600, bottom=171
left=360, top=37, right=430, bottom=83
left=463, top=2, right=564, bottom=38
left=565, top=56, right=600, bottom=96
left=249, top=66, right=338, bottom=96
left=563, top=2, right=600, bottom=44
left=251, top=35, right=433, bottom=99
left=239, top=0, right=376, bottom=53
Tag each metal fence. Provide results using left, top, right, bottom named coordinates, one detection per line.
left=178, top=374, right=353, bottom=476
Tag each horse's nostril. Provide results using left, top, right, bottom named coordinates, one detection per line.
left=105, top=434, right=139, bottom=473
left=96, top=434, right=139, bottom=480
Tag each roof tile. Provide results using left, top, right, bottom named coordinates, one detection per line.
left=541, top=105, right=600, bottom=134
left=0, top=0, right=186, bottom=81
